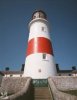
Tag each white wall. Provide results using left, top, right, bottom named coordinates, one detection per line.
left=4, top=74, right=22, bottom=77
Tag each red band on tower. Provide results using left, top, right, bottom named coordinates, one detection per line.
left=26, top=37, right=53, bottom=56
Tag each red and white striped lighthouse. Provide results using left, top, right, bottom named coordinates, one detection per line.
left=23, top=10, right=57, bottom=79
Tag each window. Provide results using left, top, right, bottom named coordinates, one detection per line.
left=68, top=74, right=71, bottom=76
left=42, top=27, right=45, bottom=31
left=33, top=15, right=36, bottom=19
left=43, top=54, right=46, bottom=59
left=20, top=75, right=22, bottom=77
left=59, top=74, right=61, bottom=76
left=10, top=74, right=13, bottom=77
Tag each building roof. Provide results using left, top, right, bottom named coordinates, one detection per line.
left=1, top=71, right=23, bottom=75
left=57, top=70, right=72, bottom=73
left=58, top=69, right=77, bottom=74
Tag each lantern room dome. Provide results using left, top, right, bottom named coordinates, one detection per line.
left=32, top=10, right=47, bottom=20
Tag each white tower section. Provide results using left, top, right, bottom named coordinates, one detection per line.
left=23, top=10, right=57, bottom=79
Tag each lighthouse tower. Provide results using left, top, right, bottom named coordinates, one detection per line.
left=23, top=10, right=57, bottom=79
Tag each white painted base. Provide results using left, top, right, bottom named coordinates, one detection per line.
left=23, top=53, right=57, bottom=79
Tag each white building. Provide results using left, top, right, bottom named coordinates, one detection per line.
left=2, top=71, right=23, bottom=77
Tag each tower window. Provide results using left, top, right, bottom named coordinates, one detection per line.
left=43, top=54, right=46, bottom=59
left=42, top=27, right=45, bottom=31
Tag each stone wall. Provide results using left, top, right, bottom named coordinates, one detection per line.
left=0, top=77, right=29, bottom=95
left=0, top=77, right=33, bottom=100
left=48, top=76, right=77, bottom=100
left=51, top=76, right=77, bottom=91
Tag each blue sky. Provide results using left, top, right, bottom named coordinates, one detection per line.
left=0, top=0, right=77, bottom=71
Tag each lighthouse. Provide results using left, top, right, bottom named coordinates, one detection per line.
left=23, top=10, right=57, bottom=79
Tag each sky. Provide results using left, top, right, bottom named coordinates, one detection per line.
left=0, top=0, right=77, bottom=71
